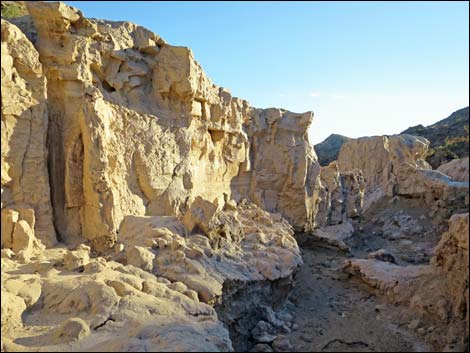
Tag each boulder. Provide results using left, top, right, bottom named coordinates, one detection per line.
left=437, top=157, right=469, bottom=182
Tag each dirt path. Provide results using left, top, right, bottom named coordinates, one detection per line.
left=285, top=242, right=434, bottom=352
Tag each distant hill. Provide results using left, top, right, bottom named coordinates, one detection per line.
left=314, top=134, right=352, bottom=166
left=401, top=106, right=469, bottom=168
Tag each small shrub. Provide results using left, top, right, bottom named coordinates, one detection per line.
left=1, top=4, right=26, bottom=19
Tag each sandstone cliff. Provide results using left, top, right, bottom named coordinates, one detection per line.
left=0, top=2, right=318, bottom=351
left=1, top=18, right=55, bottom=248
left=14, top=2, right=328, bottom=251
left=2, top=2, right=469, bottom=352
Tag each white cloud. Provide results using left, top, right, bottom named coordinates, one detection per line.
left=309, top=91, right=320, bottom=97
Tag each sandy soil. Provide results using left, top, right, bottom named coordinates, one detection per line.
left=286, top=240, right=435, bottom=352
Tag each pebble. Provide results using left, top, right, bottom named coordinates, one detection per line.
left=251, top=343, right=273, bottom=352
left=374, top=304, right=386, bottom=312
left=277, top=312, right=294, bottom=322
left=272, top=336, right=293, bottom=352
left=417, top=327, right=426, bottom=335
left=408, top=319, right=422, bottom=330
left=255, top=334, right=277, bottom=344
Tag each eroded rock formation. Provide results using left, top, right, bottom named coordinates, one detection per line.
left=344, top=212, right=469, bottom=350
left=0, top=2, right=320, bottom=351
left=11, top=1, right=330, bottom=252
left=1, top=2, right=469, bottom=352
left=337, top=134, right=469, bottom=212
left=1, top=19, right=55, bottom=247
left=437, top=157, right=469, bottom=182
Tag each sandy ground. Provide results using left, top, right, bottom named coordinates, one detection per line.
left=286, top=241, right=435, bottom=352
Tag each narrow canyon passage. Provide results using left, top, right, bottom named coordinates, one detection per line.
left=286, top=242, right=433, bottom=352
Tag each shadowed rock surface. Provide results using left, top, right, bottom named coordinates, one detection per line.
left=314, top=133, right=352, bottom=167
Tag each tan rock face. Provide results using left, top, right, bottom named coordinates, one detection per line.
left=431, top=213, right=469, bottom=334
left=20, top=1, right=323, bottom=249
left=437, top=157, right=469, bottom=182
left=1, top=3, right=310, bottom=350
left=117, top=201, right=302, bottom=304
left=1, top=248, right=233, bottom=352
left=1, top=19, right=55, bottom=246
left=232, top=108, right=320, bottom=231
left=337, top=134, right=468, bottom=210
left=6, top=2, right=467, bottom=351
left=337, top=134, right=430, bottom=199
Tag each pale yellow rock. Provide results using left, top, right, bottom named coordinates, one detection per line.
left=182, top=196, right=219, bottom=235
left=337, top=134, right=468, bottom=210
left=1, top=20, right=55, bottom=246
left=1, top=208, right=18, bottom=248
left=11, top=220, right=34, bottom=254
left=63, top=245, right=91, bottom=271
left=3, top=278, right=41, bottom=307
left=1, top=290, right=27, bottom=335
left=16, top=207, right=35, bottom=230
left=53, top=317, right=91, bottom=343
left=0, top=2, right=387, bottom=351
left=125, top=245, right=155, bottom=272
left=19, top=1, right=330, bottom=249
left=0, top=247, right=231, bottom=351
left=116, top=202, right=301, bottom=305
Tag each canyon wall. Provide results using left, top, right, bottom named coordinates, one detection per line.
left=1, top=19, right=55, bottom=247
left=2, top=2, right=468, bottom=351
left=0, top=2, right=333, bottom=351
left=12, top=1, right=329, bottom=251
left=337, top=134, right=469, bottom=211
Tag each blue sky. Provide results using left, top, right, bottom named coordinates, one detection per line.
left=65, top=1, right=469, bottom=144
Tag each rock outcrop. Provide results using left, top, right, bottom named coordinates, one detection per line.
left=337, top=134, right=469, bottom=211
left=315, top=162, right=365, bottom=227
left=1, top=2, right=311, bottom=351
left=2, top=2, right=468, bottom=352
left=337, top=134, right=430, bottom=206
left=1, top=19, right=55, bottom=246
left=437, top=157, right=469, bottom=182
left=1, top=248, right=233, bottom=352
left=13, top=1, right=325, bottom=251
left=344, top=212, right=469, bottom=351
